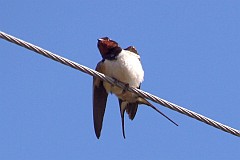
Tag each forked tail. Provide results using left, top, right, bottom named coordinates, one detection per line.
left=139, top=98, right=178, bottom=126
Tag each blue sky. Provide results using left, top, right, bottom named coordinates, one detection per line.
left=1, top=1, right=239, bottom=159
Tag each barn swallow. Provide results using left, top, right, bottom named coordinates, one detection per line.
left=93, top=37, right=177, bottom=139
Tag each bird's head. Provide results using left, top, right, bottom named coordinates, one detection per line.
left=97, top=37, right=121, bottom=60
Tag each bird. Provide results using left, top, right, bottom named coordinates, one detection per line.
left=93, top=37, right=177, bottom=139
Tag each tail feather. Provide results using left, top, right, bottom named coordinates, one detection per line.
left=126, top=102, right=138, bottom=120
left=118, top=99, right=127, bottom=138
left=138, top=98, right=178, bottom=126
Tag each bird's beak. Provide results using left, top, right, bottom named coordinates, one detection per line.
left=98, top=38, right=103, bottom=42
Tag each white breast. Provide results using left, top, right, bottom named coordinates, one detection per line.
left=104, top=50, right=144, bottom=89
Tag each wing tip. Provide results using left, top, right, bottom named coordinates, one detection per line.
left=94, top=127, right=101, bottom=139
left=96, top=134, right=100, bottom=139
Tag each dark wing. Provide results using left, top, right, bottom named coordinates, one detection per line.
left=93, top=61, right=108, bottom=139
left=125, top=46, right=139, bottom=55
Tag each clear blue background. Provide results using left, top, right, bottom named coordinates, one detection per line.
left=1, top=1, right=239, bottom=159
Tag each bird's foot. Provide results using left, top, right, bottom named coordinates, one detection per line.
left=121, top=83, right=129, bottom=94
left=111, top=77, right=120, bottom=87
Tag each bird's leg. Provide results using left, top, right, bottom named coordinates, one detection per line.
left=120, top=83, right=132, bottom=101
left=121, top=83, right=129, bottom=94
left=112, top=77, right=129, bottom=91
left=111, top=77, right=120, bottom=87
left=111, top=77, right=129, bottom=94
left=111, top=78, right=131, bottom=100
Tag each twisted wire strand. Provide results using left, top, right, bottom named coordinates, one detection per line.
left=1, top=31, right=239, bottom=137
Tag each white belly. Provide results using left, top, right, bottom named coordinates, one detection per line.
left=103, top=50, right=144, bottom=96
